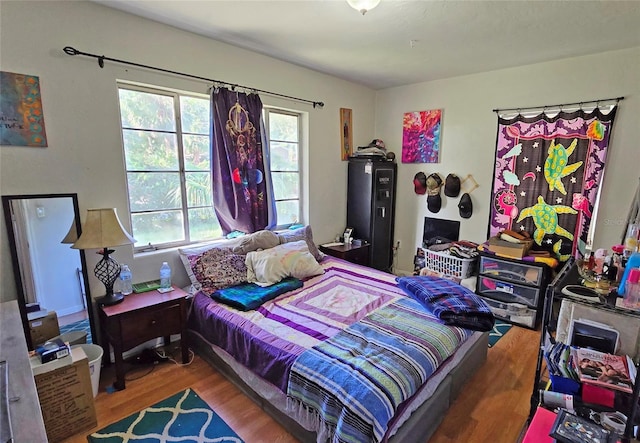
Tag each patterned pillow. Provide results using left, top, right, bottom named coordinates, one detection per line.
left=190, top=247, right=247, bottom=295
left=246, top=240, right=324, bottom=286
left=277, top=225, right=325, bottom=262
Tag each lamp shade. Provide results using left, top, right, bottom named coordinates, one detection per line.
left=61, top=219, right=78, bottom=244
left=347, top=0, right=381, bottom=15
left=71, top=208, right=136, bottom=249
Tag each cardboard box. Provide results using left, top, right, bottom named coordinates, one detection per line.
left=487, top=236, right=533, bottom=259
left=32, top=346, right=97, bottom=442
left=28, top=311, right=60, bottom=346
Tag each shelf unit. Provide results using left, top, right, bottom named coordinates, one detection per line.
left=475, top=252, right=552, bottom=329
left=529, top=257, right=640, bottom=442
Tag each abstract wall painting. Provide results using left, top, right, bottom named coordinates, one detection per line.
left=340, top=108, right=353, bottom=161
left=402, top=109, right=442, bottom=163
left=0, top=71, right=48, bottom=147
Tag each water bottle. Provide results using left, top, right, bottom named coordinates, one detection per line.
left=119, top=264, right=133, bottom=295
left=160, top=262, right=172, bottom=290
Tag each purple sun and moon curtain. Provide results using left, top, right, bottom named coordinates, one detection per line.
left=211, top=87, right=275, bottom=235
left=489, top=107, right=617, bottom=260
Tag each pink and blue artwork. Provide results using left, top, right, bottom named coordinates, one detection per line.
left=0, top=71, right=48, bottom=147
left=402, top=109, right=442, bottom=163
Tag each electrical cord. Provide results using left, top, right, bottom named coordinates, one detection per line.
left=155, top=347, right=195, bottom=367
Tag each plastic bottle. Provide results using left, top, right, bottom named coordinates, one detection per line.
left=160, top=262, right=172, bottom=290
left=119, top=264, right=133, bottom=295
left=618, top=252, right=640, bottom=296
left=623, top=268, right=640, bottom=309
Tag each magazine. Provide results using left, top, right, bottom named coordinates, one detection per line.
left=571, top=347, right=634, bottom=394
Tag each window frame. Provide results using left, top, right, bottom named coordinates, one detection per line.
left=117, top=82, right=214, bottom=252
left=264, top=107, right=303, bottom=230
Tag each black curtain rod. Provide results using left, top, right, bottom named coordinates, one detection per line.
left=493, top=96, right=624, bottom=114
left=63, top=46, right=325, bottom=108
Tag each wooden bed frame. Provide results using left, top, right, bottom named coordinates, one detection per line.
left=189, top=329, right=488, bottom=442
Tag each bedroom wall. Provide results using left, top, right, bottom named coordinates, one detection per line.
left=0, top=1, right=375, bottom=302
left=375, top=47, right=640, bottom=273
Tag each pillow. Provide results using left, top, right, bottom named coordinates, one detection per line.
left=191, top=247, right=248, bottom=295
left=178, top=237, right=245, bottom=289
left=232, top=230, right=280, bottom=254
left=277, top=225, right=325, bottom=262
left=246, top=240, right=324, bottom=286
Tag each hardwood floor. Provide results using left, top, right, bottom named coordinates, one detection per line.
left=61, top=325, right=540, bottom=443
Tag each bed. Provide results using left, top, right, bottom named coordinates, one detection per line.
left=186, top=239, right=489, bottom=443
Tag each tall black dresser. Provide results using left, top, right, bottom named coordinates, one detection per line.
left=347, top=158, right=397, bottom=271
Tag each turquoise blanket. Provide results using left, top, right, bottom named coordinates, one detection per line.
left=211, top=277, right=303, bottom=310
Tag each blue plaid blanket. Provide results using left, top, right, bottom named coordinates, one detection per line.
left=396, top=276, right=495, bottom=332
left=211, top=277, right=303, bottom=310
left=286, top=298, right=471, bottom=443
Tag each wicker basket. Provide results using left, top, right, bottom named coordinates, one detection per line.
left=423, top=248, right=477, bottom=279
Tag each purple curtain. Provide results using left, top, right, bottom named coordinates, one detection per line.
left=489, top=107, right=617, bottom=260
left=211, top=87, right=274, bottom=235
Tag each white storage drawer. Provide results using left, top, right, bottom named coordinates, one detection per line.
left=479, top=256, right=544, bottom=286
left=477, top=275, right=541, bottom=308
left=480, top=296, right=536, bottom=329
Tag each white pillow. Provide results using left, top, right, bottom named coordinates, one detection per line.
left=246, top=240, right=324, bottom=286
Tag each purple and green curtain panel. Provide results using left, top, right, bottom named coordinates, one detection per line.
left=489, top=107, right=617, bottom=260
left=211, top=87, right=275, bottom=235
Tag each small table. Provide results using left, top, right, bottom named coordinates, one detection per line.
left=320, top=243, right=370, bottom=267
left=99, top=286, right=189, bottom=390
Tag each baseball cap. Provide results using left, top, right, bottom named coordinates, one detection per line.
left=368, top=139, right=386, bottom=149
left=426, top=173, right=443, bottom=213
left=444, top=174, right=461, bottom=198
left=458, top=193, right=473, bottom=218
left=414, top=172, right=427, bottom=195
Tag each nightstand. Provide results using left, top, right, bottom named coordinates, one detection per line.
left=320, top=243, right=370, bottom=267
left=99, top=286, right=189, bottom=390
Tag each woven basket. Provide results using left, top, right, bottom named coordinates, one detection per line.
left=423, top=248, right=477, bottom=279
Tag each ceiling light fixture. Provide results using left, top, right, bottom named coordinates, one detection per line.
left=347, top=0, right=381, bottom=15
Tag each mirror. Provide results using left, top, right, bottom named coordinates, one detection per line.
left=2, top=193, right=96, bottom=350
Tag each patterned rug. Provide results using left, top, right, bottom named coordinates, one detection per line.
left=59, top=318, right=92, bottom=344
left=88, top=388, right=244, bottom=442
left=488, top=320, right=513, bottom=348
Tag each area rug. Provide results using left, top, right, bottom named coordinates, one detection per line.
left=488, top=320, right=513, bottom=348
left=59, top=318, right=92, bottom=344
left=88, top=388, right=244, bottom=442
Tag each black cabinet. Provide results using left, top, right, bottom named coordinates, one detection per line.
left=347, top=159, right=397, bottom=272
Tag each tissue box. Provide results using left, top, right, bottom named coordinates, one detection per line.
left=36, top=338, right=70, bottom=364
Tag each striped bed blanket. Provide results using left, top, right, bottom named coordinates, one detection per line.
left=286, top=297, right=472, bottom=443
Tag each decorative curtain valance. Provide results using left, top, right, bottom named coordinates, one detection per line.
left=211, top=87, right=275, bottom=235
left=489, top=107, right=618, bottom=260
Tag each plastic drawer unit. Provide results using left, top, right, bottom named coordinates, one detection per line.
left=476, top=252, right=552, bottom=329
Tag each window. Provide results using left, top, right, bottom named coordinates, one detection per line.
left=265, top=108, right=301, bottom=228
left=118, top=85, right=302, bottom=249
left=118, top=84, right=221, bottom=250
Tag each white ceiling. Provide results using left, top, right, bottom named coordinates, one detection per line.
left=95, top=0, right=640, bottom=90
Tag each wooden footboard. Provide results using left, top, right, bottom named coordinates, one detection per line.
left=188, top=330, right=488, bottom=442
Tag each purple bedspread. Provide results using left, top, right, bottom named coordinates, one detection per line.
left=187, top=257, right=404, bottom=391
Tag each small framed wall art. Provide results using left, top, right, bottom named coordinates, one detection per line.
left=0, top=71, right=48, bottom=147
left=340, top=107, right=353, bottom=161
left=402, top=109, right=442, bottom=163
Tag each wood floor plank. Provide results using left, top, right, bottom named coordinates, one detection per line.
left=60, top=325, right=539, bottom=443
